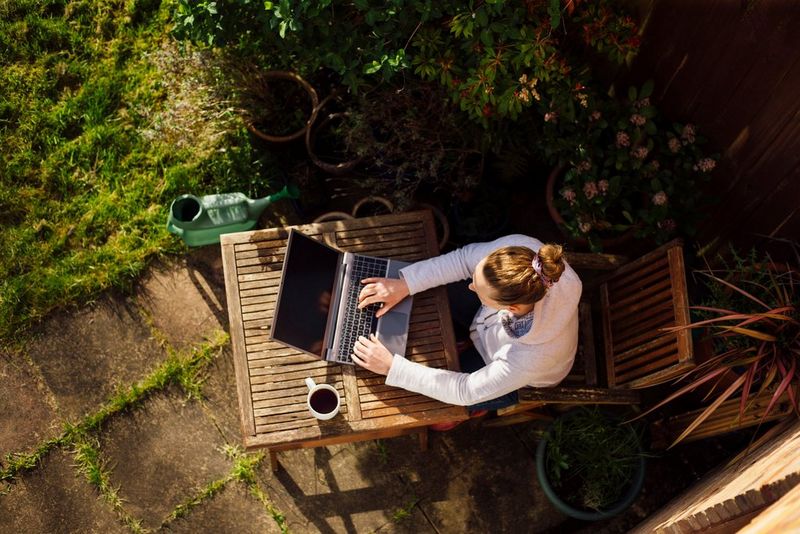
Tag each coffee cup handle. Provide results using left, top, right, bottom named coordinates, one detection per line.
left=305, top=377, right=316, bottom=391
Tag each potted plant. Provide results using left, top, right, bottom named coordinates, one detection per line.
left=228, top=66, right=319, bottom=143
left=542, top=81, right=717, bottom=251
left=331, top=82, right=484, bottom=211
left=536, top=407, right=647, bottom=520
left=634, top=245, right=800, bottom=447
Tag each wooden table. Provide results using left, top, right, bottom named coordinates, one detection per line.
left=221, top=210, right=467, bottom=469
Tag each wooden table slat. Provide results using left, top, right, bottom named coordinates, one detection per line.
left=248, top=366, right=344, bottom=385
left=361, top=399, right=453, bottom=418
left=248, top=360, right=333, bottom=377
left=252, top=383, right=346, bottom=403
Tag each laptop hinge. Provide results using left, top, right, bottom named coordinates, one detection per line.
left=324, top=256, right=349, bottom=360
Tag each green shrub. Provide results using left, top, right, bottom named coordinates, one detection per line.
left=171, top=0, right=640, bottom=124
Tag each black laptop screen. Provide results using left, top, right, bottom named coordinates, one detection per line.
left=271, top=231, right=340, bottom=357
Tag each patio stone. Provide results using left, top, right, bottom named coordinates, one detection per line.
left=165, top=481, right=282, bottom=534
left=97, top=392, right=232, bottom=530
left=135, top=250, right=226, bottom=352
left=0, top=449, right=127, bottom=534
left=259, top=439, right=435, bottom=533
left=198, top=345, right=242, bottom=445
left=381, top=421, right=566, bottom=533
left=25, top=295, right=165, bottom=423
left=0, top=352, right=60, bottom=458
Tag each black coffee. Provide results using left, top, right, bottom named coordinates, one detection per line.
left=310, top=388, right=338, bottom=414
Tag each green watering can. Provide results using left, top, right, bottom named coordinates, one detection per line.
left=167, top=184, right=299, bottom=247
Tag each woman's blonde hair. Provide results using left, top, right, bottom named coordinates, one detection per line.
left=482, top=244, right=565, bottom=305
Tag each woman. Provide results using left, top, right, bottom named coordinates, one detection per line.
left=352, top=234, right=582, bottom=425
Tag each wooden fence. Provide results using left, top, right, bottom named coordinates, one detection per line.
left=622, top=0, right=800, bottom=257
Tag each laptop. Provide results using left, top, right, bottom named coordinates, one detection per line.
left=270, top=230, right=413, bottom=365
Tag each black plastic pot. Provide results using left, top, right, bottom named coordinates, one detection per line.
left=535, top=410, right=647, bottom=521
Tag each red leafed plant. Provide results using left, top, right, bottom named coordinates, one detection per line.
left=637, top=246, right=800, bottom=447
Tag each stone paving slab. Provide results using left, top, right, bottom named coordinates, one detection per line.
left=259, top=440, right=436, bottom=533
left=165, top=481, right=282, bottom=534
left=0, top=449, right=127, bottom=534
left=135, top=248, right=226, bottom=352
left=0, top=352, right=60, bottom=458
left=25, top=295, right=165, bottom=423
left=97, top=392, right=232, bottom=530
left=198, top=346, right=242, bottom=445
left=382, top=421, right=566, bottom=533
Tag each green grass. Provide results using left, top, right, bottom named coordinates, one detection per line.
left=72, top=435, right=145, bottom=533
left=0, top=0, right=276, bottom=343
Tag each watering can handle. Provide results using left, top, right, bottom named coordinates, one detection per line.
left=167, top=222, right=184, bottom=236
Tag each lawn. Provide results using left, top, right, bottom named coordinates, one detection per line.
left=0, top=0, right=273, bottom=343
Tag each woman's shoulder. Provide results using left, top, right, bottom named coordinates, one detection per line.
left=486, top=234, right=543, bottom=251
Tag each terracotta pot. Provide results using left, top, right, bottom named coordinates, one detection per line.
left=305, top=94, right=363, bottom=175
left=245, top=71, right=319, bottom=143
left=545, top=165, right=636, bottom=250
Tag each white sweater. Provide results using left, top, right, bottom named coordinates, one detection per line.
left=385, top=235, right=582, bottom=406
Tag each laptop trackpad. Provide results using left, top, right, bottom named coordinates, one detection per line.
left=377, top=311, right=410, bottom=356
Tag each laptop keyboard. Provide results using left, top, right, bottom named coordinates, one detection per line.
left=336, top=255, right=389, bottom=364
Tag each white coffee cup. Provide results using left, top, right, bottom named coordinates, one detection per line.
left=305, top=378, right=340, bottom=420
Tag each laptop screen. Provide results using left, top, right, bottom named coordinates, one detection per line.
left=271, top=231, right=341, bottom=358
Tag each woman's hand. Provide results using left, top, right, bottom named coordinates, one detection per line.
left=358, top=277, right=409, bottom=318
left=351, top=334, right=393, bottom=375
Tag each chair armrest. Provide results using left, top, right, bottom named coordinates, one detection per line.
left=518, top=386, right=641, bottom=405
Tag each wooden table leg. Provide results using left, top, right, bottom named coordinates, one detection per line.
left=418, top=428, right=428, bottom=452
left=269, top=450, right=279, bottom=472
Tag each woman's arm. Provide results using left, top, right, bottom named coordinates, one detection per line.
left=400, top=236, right=538, bottom=295
left=353, top=334, right=536, bottom=406
left=385, top=349, right=535, bottom=406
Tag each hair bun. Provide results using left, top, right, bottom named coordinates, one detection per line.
left=538, top=244, right=565, bottom=284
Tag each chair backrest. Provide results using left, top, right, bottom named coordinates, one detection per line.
left=600, top=239, right=694, bottom=388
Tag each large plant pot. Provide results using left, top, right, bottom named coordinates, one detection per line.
left=245, top=71, right=319, bottom=143
left=545, top=165, right=636, bottom=250
left=306, top=94, right=364, bottom=175
left=536, top=409, right=646, bottom=521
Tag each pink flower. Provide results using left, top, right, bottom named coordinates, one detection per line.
left=652, top=191, right=668, bottom=206
left=630, top=114, right=646, bottom=127
left=583, top=181, right=599, bottom=199
left=657, top=218, right=676, bottom=232
left=681, top=123, right=696, bottom=144
left=668, top=137, right=681, bottom=153
left=634, top=97, right=650, bottom=109
left=650, top=160, right=660, bottom=170
left=544, top=112, right=558, bottom=123
left=576, top=160, right=592, bottom=173
left=697, top=158, right=716, bottom=172
left=578, top=222, right=593, bottom=233
left=598, top=179, right=609, bottom=194
left=590, top=110, right=601, bottom=121
left=616, top=131, right=630, bottom=147
left=561, top=188, right=576, bottom=203
left=631, top=146, right=649, bottom=159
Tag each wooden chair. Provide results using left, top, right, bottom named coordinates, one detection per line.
left=492, top=240, right=695, bottom=423
left=599, top=239, right=694, bottom=388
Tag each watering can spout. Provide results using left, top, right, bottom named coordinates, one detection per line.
left=248, top=184, right=300, bottom=218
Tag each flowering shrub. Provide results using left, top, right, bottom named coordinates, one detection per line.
left=173, top=0, right=640, bottom=125
left=551, top=81, right=718, bottom=250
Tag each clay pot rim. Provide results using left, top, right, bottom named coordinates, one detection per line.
left=246, top=70, right=319, bottom=143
